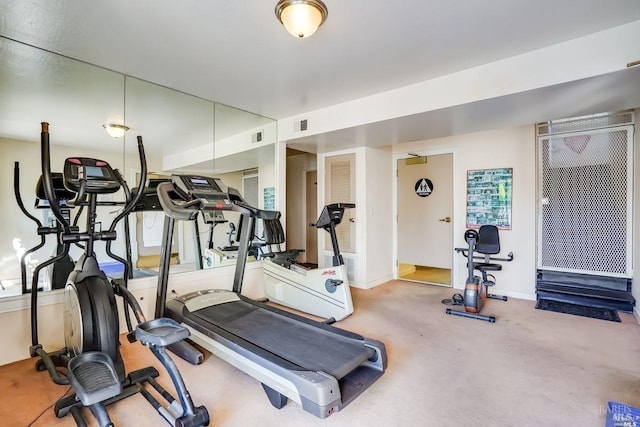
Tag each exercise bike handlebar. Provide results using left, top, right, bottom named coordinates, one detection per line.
left=454, top=247, right=514, bottom=262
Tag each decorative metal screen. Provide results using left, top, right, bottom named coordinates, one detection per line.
left=538, top=113, right=633, bottom=277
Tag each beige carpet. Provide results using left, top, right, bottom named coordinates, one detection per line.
left=3, top=280, right=640, bottom=426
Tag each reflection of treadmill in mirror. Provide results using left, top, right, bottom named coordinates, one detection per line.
left=124, top=179, right=170, bottom=279
left=155, top=174, right=387, bottom=419
left=202, top=210, right=236, bottom=268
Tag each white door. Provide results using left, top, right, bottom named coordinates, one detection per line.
left=324, top=153, right=356, bottom=253
left=397, top=154, right=453, bottom=285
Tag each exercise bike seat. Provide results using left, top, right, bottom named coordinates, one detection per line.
left=136, top=318, right=190, bottom=348
left=474, top=262, right=502, bottom=272
left=262, top=248, right=304, bottom=259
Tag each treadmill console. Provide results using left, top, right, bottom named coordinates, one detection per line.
left=63, top=157, right=120, bottom=194
left=171, top=174, right=234, bottom=210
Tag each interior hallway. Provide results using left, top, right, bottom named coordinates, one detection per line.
left=2, top=280, right=639, bottom=426
left=399, top=264, right=452, bottom=286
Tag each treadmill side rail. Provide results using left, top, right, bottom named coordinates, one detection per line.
left=166, top=291, right=387, bottom=419
left=182, top=289, right=241, bottom=312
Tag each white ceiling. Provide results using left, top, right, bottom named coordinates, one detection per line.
left=2, top=0, right=640, bottom=150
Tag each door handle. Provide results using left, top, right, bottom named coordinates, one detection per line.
left=439, top=216, right=451, bottom=223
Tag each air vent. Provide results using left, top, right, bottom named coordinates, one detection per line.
left=252, top=130, right=263, bottom=144
left=243, top=168, right=258, bottom=176
left=294, top=119, right=308, bottom=132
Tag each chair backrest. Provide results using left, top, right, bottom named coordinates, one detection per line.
left=263, top=218, right=286, bottom=245
left=475, top=225, right=500, bottom=255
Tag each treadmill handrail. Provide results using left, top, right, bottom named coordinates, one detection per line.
left=233, top=200, right=280, bottom=221
left=156, top=182, right=200, bottom=221
left=157, top=181, right=280, bottom=221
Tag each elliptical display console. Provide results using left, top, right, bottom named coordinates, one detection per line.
left=63, top=157, right=121, bottom=193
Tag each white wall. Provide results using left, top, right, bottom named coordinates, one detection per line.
left=278, top=21, right=640, bottom=143
left=394, top=125, right=537, bottom=298
left=362, top=146, right=395, bottom=286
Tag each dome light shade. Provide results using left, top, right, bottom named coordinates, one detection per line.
left=103, top=123, right=129, bottom=139
left=275, top=0, right=328, bottom=38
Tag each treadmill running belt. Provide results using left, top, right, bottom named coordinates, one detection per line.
left=192, top=300, right=375, bottom=380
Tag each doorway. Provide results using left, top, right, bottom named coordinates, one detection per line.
left=285, top=149, right=318, bottom=263
left=396, top=153, right=453, bottom=286
left=305, top=170, right=318, bottom=264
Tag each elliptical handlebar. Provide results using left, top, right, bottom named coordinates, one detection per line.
left=40, top=122, right=71, bottom=235
left=107, top=136, right=147, bottom=233
left=14, top=162, right=43, bottom=228
left=69, top=175, right=87, bottom=209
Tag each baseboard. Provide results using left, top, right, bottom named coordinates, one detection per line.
left=351, top=274, right=395, bottom=290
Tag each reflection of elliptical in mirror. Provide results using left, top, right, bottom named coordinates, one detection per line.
left=11, top=238, right=42, bottom=292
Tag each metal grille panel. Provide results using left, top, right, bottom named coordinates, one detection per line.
left=539, top=127, right=631, bottom=276
left=537, top=111, right=634, bottom=136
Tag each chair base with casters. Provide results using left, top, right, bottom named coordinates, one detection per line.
left=446, top=226, right=513, bottom=323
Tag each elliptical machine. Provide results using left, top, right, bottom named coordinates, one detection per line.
left=445, top=226, right=513, bottom=323
left=34, top=122, right=208, bottom=427
left=14, top=164, right=76, bottom=293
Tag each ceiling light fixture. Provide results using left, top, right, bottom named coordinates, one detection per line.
left=275, top=0, right=328, bottom=39
left=103, top=123, right=129, bottom=139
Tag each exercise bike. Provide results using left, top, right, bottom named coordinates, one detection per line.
left=34, top=122, right=208, bottom=427
left=261, top=203, right=355, bottom=322
left=445, top=225, right=513, bottom=323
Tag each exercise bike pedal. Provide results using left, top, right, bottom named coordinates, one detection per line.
left=67, top=352, right=122, bottom=406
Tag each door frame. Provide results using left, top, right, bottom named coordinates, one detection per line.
left=317, top=148, right=363, bottom=280
left=392, top=147, right=459, bottom=284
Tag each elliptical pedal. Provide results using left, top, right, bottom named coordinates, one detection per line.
left=136, top=318, right=210, bottom=427
left=67, top=352, right=122, bottom=427
left=68, top=352, right=122, bottom=406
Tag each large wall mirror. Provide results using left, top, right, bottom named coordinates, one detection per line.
left=0, top=36, right=276, bottom=298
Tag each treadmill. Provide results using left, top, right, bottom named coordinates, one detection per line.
left=155, top=175, right=387, bottom=419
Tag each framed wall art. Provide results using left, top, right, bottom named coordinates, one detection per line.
left=466, top=168, right=512, bottom=229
